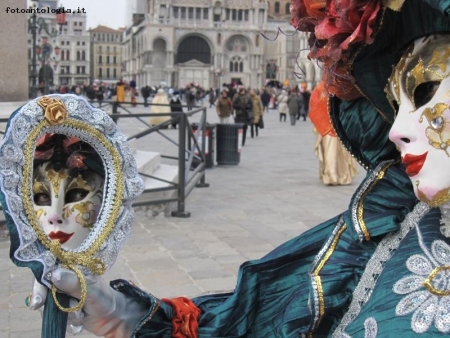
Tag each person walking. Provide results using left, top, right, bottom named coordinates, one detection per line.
left=208, top=88, right=216, bottom=108
left=277, top=89, right=288, bottom=122
left=287, top=89, right=298, bottom=126
left=249, top=89, right=263, bottom=137
left=260, top=89, right=271, bottom=114
left=298, top=82, right=310, bottom=121
left=95, top=86, right=104, bottom=107
left=216, top=89, right=233, bottom=123
left=141, top=85, right=151, bottom=107
left=232, top=87, right=252, bottom=146
left=150, top=88, right=171, bottom=127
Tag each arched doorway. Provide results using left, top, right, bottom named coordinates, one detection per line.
left=176, top=35, right=212, bottom=88
left=151, top=38, right=167, bottom=86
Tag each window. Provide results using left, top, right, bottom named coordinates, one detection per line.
left=98, top=55, right=102, bottom=64
left=106, top=68, right=110, bottom=78
left=226, top=9, right=230, bottom=20
left=61, top=41, right=65, bottom=45
left=113, top=68, right=117, bottom=78
left=106, top=56, right=110, bottom=64
left=173, top=6, right=179, bottom=18
left=245, top=10, right=249, bottom=21
left=232, top=9, right=236, bottom=20
left=28, top=48, right=31, bottom=59
left=99, top=46, right=102, bottom=53
left=107, top=46, right=110, bottom=53
left=98, top=68, right=102, bottom=78
left=181, top=7, right=186, bottom=19
left=61, top=50, right=65, bottom=60
left=203, top=8, right=208, bottom=19
left=113, top=56, right=117, bottom=64
left=217, top=33, right=221, bottom=45
left=229, top=56, right=244, bottom=73
left=255, top=34, right=260, bottom=47
left=113, top=46, right=116, bottom=53
left=285, top=3, right=290, bottom=14
left=275, top=2, right=280, bottom=14
left=74, top=22, right=77, bottom=26
left=82, top=41, right=85, bottom=46
left=81, top=51, right=85, bottom=61
left=66, top=50, right=70, bottom=60
left=77, top=41, right=80, bottom=46
left=196, top=8, right=201, bottom=19
left=238, top=10, right=243, bottom=21
left=188, top=7, right=194, bottom=19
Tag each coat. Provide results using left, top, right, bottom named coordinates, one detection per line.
left=232, top=93, right=253, bottom=126
left=250, top=94, right=263, bottom=124
left=216, top=96, right=232, bottom=117
left=150, top=91, right=171, bottom=126
left=277, top=90, right=288, bottom=114
left=287, top=93, right=299, bottom=116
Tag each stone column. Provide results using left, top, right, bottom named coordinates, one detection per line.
left=0, top=0, right=28, bottom=101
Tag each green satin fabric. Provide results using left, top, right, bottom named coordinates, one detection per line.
left=136, top=162, right=418, bottom=337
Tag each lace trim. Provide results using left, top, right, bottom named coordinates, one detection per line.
left=332, top=202, right=430, bottom=337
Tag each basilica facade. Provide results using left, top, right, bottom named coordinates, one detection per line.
left=122, top=0, right=322, bottom=90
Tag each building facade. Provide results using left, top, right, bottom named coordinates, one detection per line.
left=27, top=0, right=90, bottom=91
left=122, top=0, right=322, bottom=90
left=89, top=25, right=125, bottom=84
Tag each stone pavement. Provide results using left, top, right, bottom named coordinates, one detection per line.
left=0, top=99, right=366, bottom=337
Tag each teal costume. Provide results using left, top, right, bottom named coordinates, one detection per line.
left=1, top=1, right=450, bottom=338
left=119, top=1, right=450, bottom=336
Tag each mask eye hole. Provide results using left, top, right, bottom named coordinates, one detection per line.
left=414, top=81, right=440, bottom=108
left=65, top=188, right=89, bottom=204
left=34, top=193, right=51, bottom=206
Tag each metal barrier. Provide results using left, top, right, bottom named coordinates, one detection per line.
left=0, top=99, right=210, bottom=218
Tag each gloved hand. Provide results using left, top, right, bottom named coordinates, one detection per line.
left=28, top=268, right=148, bottom=338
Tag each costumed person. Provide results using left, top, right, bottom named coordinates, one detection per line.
left=277, top=88, right=288, bottom=122
left=314, top=126, right=358, bottom=185
left=216, top=89, right=233, bottom=123
left=116, top=79, right=125, bottom=103
left=149, top=88, right=171, bottom=127
left=232, top=87, right=253, bottom=146
left=6, top=1, right=450, bottom=337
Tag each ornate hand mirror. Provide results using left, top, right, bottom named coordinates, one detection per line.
left=0, top=94, right=144, bottom=335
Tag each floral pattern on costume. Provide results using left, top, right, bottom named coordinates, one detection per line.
left=394, top=239, right=450, bottom=333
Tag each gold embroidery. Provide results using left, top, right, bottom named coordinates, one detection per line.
left=424, top=266, right=450, bottom=296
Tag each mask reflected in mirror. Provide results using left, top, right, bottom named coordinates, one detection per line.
left=32, top=134, right=104, bottom=250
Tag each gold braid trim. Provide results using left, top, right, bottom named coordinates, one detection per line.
left=357, top=161, right=392, bottom=241
left=310, top=223, right=347, bottom=332
left=22, top=118, right=124, bottom=312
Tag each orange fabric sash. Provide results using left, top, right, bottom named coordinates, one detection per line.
left=162, top=297, right=201, bottom=338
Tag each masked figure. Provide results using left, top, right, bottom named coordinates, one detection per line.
left=4, top=1, right=450, bottom=338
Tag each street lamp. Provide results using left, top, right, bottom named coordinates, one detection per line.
left=28, top=0, right=67, bottom=98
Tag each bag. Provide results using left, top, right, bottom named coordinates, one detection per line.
left=246, top=109, right=254, bottom=122
left=258, top=116, right=264, bottom=129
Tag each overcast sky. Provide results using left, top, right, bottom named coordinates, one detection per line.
left=61, top=0, right=127, bottom=30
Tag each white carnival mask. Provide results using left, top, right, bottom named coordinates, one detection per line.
left=33, top=162, right=104, bottom=250
left=388, top=35, right=450, bottom=206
